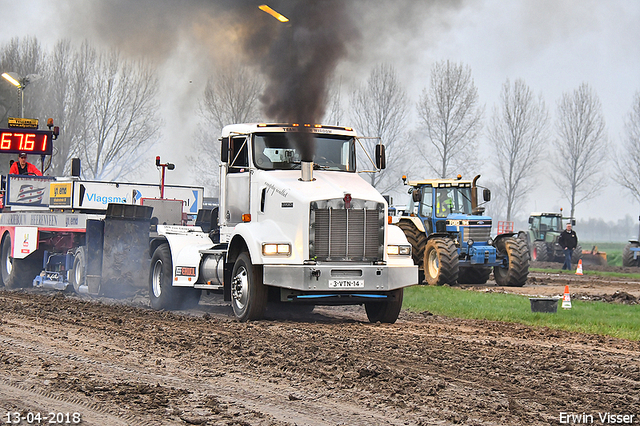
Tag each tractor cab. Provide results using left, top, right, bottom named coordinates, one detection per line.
left=528, top=213, right=563, bottom=242
left=403, top=175, right=489, bottom=236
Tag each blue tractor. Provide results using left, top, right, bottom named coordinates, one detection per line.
left=395, top=175, right=529, bottom=286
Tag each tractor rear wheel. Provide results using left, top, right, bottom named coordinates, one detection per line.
left=397, top=221, right=427, bottom=284
left=458, top=266, right=491, bottom=284
left=423, top=237, right=458, bottom=286
left=532, top=241, right=548, bottom=262
left=571, top=244, right=583, bottom=264
left=493, top=237, right=529, bottom=287
left=623, top=243, right=640, bottom=267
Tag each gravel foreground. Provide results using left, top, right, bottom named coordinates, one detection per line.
left=1, top=283, right=639, bottom=426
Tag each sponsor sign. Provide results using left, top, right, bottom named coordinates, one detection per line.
left=6, top=175, right=54, bottom=207
left=49, top=182, right=72, bottom=207
left=73, top=181, right=203, bottom=214
left=13, top=227, right=38, bottom=258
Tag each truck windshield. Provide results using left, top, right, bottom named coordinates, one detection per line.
left=253, top=133, right=356, bottom=171
left=435, top=187, right=473, bottom=217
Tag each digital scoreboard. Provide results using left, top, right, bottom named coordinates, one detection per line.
left=0, top=128, right=53, bottom=156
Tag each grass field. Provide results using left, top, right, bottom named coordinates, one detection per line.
left=403, top=285, right=640, bottom=341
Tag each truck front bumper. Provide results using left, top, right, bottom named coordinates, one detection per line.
left=263, top=263, right=418, bottom=292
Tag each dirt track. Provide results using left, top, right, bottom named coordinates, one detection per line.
left=1, top=264, right=639, bottom=425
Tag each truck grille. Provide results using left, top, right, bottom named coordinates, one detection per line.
left=310, top=199, right=384, bottom=262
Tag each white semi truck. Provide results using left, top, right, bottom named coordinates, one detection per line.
left=149, top=123, right=418, bottom=323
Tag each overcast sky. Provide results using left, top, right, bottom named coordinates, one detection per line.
left=1, top=0, right=639, bottom=226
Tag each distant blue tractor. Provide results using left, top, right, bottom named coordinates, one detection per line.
left=623, top=217, right=640, bottom=267
left=395, top=175, right=529, bottom=286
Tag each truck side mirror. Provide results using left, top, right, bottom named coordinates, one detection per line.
left=375, top=144, right=386, bottom=169
left=220, top=137, right=229, bottom=163
left=483, top=188, right=491, bottom=202
left=528, top=217, right=533, bottom=224
left=412, top=189, right=421, bottom=203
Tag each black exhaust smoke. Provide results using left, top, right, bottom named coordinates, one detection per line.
left=244, top=0, right=359, bottom=161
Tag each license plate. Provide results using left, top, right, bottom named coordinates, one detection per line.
left=328, top=279, right=365, bottom=289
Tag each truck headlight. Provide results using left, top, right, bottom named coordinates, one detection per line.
left=387, top=245, right=411, bottom=256
left=262, top=243, right=291, bottom=256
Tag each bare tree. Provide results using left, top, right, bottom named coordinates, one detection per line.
left=553, top=83, right=607, bottom=219
left=201, top=62, right=263, bottom=131
left=79, top=50, right=161, bottom=180
left=43, top=40, right=94, bottom=175
left=615, top=91, right=640, bottom=204
left=416, top=60, right=483, bottom=178
left=489, top=79, right=549, bottom=221
left=349, top=63, right=408, bottom=193
left=324, top=75, right=344, bottom=126
left=189, top=62, right=264, bottom=191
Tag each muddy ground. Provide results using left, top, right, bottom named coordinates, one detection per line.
left=0, top=261, right=639, bottom=425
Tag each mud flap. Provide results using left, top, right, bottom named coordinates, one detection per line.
left=86, top=204, right=153, bottom=297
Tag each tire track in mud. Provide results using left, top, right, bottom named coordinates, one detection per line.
left=0, top=320, right=434, bottom=425
left=0, top=380, right=133, bottom=426
left=1, top=289, right=639, bottom=425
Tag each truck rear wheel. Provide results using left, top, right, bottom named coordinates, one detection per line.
left=149, top=244, right=179, bottom=310
left=70, top=246, right=86, bottom=293
left=231, top=252, right=267, bottom=321
left=493, top=237, right=529, bottom=287
left=623, top=243, right=640, bottom=267
left=397, top=221, right=427, bottom=283
left=1, top=234, right=12, bottom=287
left=423, top=238, right=458, bottom=286
left=457, top=267, right=491, bottom=284
left=532, top=241, right=548, bottom=262
left=365, top=288, right=403, bottom=323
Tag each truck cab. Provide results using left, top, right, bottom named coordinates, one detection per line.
left=150, top=123, right=418, bottom=323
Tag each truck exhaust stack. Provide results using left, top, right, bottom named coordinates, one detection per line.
left=301, top=161, right=314, bottom=181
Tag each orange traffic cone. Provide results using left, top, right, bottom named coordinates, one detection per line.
left=562, top=285, right=572, bottom=309
left=575, top=259, right=583, bottom=275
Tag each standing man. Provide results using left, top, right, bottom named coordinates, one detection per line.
left=558, top=222, right=578, bottom=270
left=9, top=153, right=42, bottom=176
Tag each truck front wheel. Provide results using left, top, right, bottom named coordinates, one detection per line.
left=365, top=288, right=403, bottom=323
left=493, top=237, right=529, bottom=287
left=423, top=238, right=458, bottom=286
left=149, top=244, right=178, bottom=310
left=231, top=252, right=267, bottom=321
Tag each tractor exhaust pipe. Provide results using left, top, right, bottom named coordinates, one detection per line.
left=301, top=161, right=314, bottom=182
left=471, top=175, right=480, bottom=211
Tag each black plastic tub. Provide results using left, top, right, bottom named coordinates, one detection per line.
left=529, top=298, right=558, bottom=313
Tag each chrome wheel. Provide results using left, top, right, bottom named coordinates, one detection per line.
left=152, top=259, right=163, bottom=298
left=232, top=265, right=249, bottom=311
